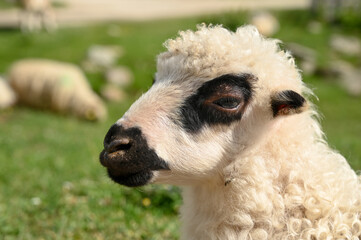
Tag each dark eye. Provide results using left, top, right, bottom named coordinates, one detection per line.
left=213, top=97, right=241, bottom=109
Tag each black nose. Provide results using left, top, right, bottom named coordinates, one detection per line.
left=99, top=124, right=169, bottom=187
left=103, top=124, right=133, bottom=154
left=100, top=124, right=141, bottom=170
left=106, top=137, right=132, bottom=154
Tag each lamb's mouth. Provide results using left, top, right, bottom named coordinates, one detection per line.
left=107, top=168, right=153, bottom=187
left=99, top=148, right=169, bottom=187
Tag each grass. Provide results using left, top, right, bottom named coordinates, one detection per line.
left=0, top=10, right=360, bottom=239
left=0, top=1, right=15, bottom=9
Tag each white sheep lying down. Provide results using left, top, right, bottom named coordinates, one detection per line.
left=0, top=77, right=17, bottom=109
left=9, top=59, right=107, bottom=121
left=99, top=25, right=361, bottom=239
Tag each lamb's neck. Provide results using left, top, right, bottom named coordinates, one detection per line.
left=179, top=122, right=316, bottom=239
left=180, top=172, right=275, bottom=240
left=180, top=183, right=231, bottom=240
left=179, top=115, right=323, bottom=239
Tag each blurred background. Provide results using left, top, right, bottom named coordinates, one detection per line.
left=0, top=0, right=360, bottom=239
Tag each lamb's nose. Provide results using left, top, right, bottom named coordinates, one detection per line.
left=106, top=138, right=132, bottom=154
left=103, top=124, right=135, bottom=154
left=100, top=124, right=137, bottom=169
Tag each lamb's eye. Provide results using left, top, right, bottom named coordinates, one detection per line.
left=213, top=97, right=240, bottom=109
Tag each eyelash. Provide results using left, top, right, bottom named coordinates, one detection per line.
left=212, top=97, right=241, bottom=110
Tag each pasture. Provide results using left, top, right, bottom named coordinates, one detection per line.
left=0, top=10, right=360, bottom=239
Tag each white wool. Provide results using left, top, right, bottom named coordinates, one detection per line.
left=117, top=25, right=361, bottom=239
left=0, top=77, right=17, bottom=109
left=8, top=59, right=107, bottom=121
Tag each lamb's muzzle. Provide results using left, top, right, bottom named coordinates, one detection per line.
left=100, top=124, right=169, bottom=187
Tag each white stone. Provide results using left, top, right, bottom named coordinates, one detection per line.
left=331, top=60, right=361, bottom=96
left=87, top=45, right=123, bottom=69
left=330, top=34, right=361, bottom=56
left=31, top=197, right=42, bottom=206
left=100, top=84, right=127, bottom=102
left=105, top=66, right=133, bottom=87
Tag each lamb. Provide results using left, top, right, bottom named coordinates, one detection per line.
left=0, top=76, right=17, bottom=109
left=9, top=59, right=107, bottom=121
left=99, top=25, right=361, bottom=239
left=18, top=0, right=57, bottom=32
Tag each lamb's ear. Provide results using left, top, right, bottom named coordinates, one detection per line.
left=271, top=90, right=308, bottom=117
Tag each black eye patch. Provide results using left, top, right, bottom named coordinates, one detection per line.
left=179, top=73, right=255, bottom=133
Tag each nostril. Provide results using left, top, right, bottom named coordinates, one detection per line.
left=107, top=138, right=132, bottom=154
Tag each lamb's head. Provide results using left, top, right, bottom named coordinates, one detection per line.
left=100, top=25, right=309, bottom=187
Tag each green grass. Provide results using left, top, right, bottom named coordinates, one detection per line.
left=0, top=10, right=360, bottom=239
left=0, top=1, right=15, bottom=9
left=0, top=103, right=182, bottom=239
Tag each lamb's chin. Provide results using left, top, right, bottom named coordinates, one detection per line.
left=107, top=169, right=153, bottom=187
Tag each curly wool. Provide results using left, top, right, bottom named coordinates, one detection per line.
left=157, top=25, right=361, bottom=240
left=8, top=59, right=107, bottom=121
